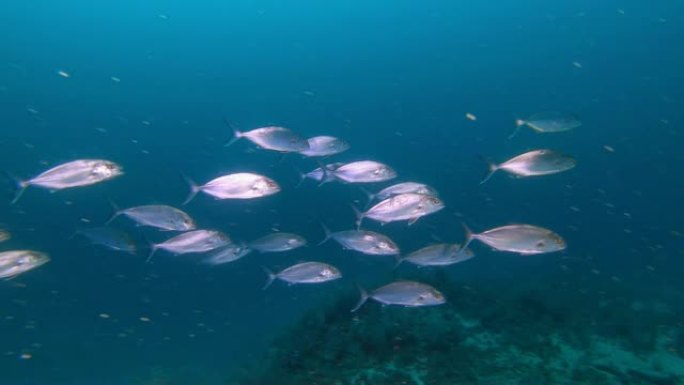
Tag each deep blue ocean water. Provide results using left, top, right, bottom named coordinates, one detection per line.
left=1, top=1, right=683, bottom=384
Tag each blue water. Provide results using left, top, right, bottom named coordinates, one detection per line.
left=1, top=1, right=683, bottom=384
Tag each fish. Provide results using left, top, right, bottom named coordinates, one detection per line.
left=296, top=162, right=344, bottom=187
left=352, top=280, right=446, bottom=312
left=398, top=243, right=474, bottom=267
left=363, top=182, right=439, bottom=205
left=299, top=136, right=350, bottom=157
left=183, top=173, right=280, bottom=204
left=149, top=229, right=230, bottom=261
left=481, top=150, right=576, bottom=184
left=329, top=161, right=397, bottom=183
left=263, top=261, right=341, bottom=289
left=356, top=193, right=444, bottom=227
left=0, top=250, right=50, bottom=279
left=0, top=229, right=10, bottom=243
left=248, top=232, right=307, bottom=253
left=319, top=225, right=400, bottom=255
left=204, top=243, right=252, bottom=265
left=462, top=224, right=566, bottom=255
left=511, top=111, right=581, bottom=138
left=225, top=125, right=309, bottom=152
left=11, top=159, right=123, bottom=204
left=74, top=227, right=137, bottom=254
left=107, top=204, right=196, bottom=231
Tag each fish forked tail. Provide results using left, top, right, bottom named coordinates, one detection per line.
left=315, top=160, right=335, bottom=187
left=105, top=197, right=123, bottom=225
left=145, top=244, right=158, bottom=263
left=351, top=284, right=369, bottom=312
left=292, top=165, right=307, bottom=188
left=478, top=156, right=499, bottom=184
left=6, top=172, right=29, bottom=205
left=317, top=222, right=333, bottom=246
left=222, top=118, right=243, bottom=147
left=461, top=222, right=476, bottom=250
left=392, top=255, right=405, bottom=270
left=181, top=173, right=201, bottom=205
left=508, top=119, right=525, bottom=139
left=261, top=266, right=277, bottom=290
left=350, top=204, right=364, bottom=230
left=358, top=186, right=376, bottom=209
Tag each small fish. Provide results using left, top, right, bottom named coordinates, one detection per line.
left=481, top=150, right=576, bottom=184
left=248, top=232, right=307, bottom=253
left=204, top=243, right=252, bottom=265
left=352, top=280, right=445, bottom=312
left=399, top=243, right=474, bottom=267
left=297, top=162, right=344, bottom=186
left=107, top=204, right=196, bottom=231
left=225, top=124, right=309, bottom=152
left=0, top=250, right=50, bottom=279
left=149, top=229, right=230, bottom=261
left=0, top=229, right=10, bottom=243
left=12, top=159, right=123, bottom=204
left=299, top=136, right=350, bottom=157
left=263, top=262, right=341, bottom=289
left=74, top=227, right=137, bottom=254
left=511, top=111, right=581, bottom=138
left=183, top=173, right=280, bottom=204
left=357, top=193, right=444, bottom=227
left=462, top=223, right=566, bottom=255
left=364, top=182, right=439, bottom=203
left=319, top=226, right=399, bottom=255
left=329, top=161, right=397, bottom=183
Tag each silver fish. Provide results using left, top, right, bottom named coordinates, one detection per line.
left=107, top=204, right=196, bottom=231
left=511, top=111, right=581, bottom=138
left=399, top=243, right=474, bottom=267
left=320, top=226, right=399, bottom=256
left=0, top=229, right=10, bottom=243
left=226, top=125, right=309, bottom=152
left=463, top=224, right=566, bottom=255
left=249, top=232, right=307, bottom=253
left=12, top=159, right=123, bottom=204
left=330, top=161, right=397, bottom=183
left=298, top=162, right=344, bottom=186
left=74, top=227, right=137, bottom=254
left=204, top=243, right=252, bottom=265
left=184, top=173, right=280, bottom=204
left=263, top=261, right=341, bottom=289
left=366, top=182, right=439, bottom=203
left=352, top=280, right=445, bottom=312
left=149, top=229, right=230, bottom=261
left=0, top=250, right=50, bottom=279
left=481, top=150, right=576, bottom=184
left=299, top=136, right=350, bottom=157
left=358, top=193, right=444, bottom=226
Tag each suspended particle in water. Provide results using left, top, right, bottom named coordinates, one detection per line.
left=465, top=112, right=477, bottom=121
left=57, top=70, right=70, bottom=78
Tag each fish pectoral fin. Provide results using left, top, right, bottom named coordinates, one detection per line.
left=408, top=217, right=420, bottom=226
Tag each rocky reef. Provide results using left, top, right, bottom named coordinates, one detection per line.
left=233, top=272, right=684, bottom=385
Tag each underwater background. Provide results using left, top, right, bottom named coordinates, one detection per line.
left=1, top=0, right=683, bottom=384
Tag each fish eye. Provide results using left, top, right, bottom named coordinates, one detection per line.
left=536, top=241, right=546, bottom=248
left=429, top=198, right=439, bottom=204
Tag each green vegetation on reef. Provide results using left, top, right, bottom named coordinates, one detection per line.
left=233, top=273, right=684, bottom=385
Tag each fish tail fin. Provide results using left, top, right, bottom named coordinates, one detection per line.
left=145, top=243, right=158, bottom=263
left=261, top=266, right=276, bottom=290
left=478, top=156, right=499, bottom=184
left=181, top=173, right=201, bottom=205
left=222, top=118, right=243, bottom=147
left=293, top=165, right=306, bottom=188
left=461, top=222, right=475, bottom=250
left=315, top=160, right=334, bottom=187
left=105, top=197, right=122, bottom=225
left=350, top=204, right=364, bottom=230
left=7, top=173, right=29, bottom=205
left=351, top=284, right=369, bottom=312
left=317, top=222, right=332, bottom=246
left=358, top=187, right=376, bottom=209
left=393, top=255, right=405, bottom=270
left=509, top=119, right=524, bottom=139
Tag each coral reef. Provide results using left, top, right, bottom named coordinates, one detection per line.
left=233, top=274, right=684, bottom=385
